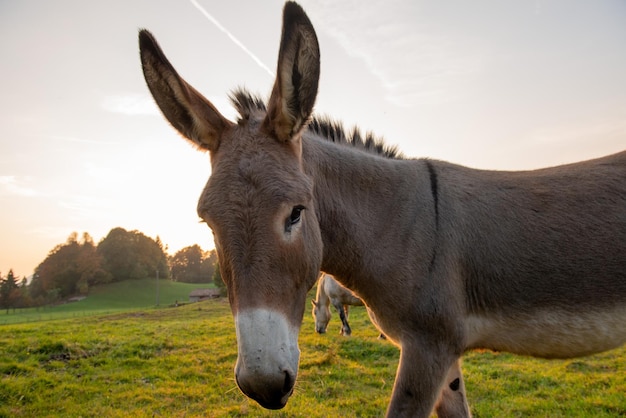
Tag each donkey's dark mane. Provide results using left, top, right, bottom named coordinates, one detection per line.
left=230, top=88, right=402, bottom=159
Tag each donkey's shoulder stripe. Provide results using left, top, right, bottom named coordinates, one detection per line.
left=425, top=160, right=439, bottom=229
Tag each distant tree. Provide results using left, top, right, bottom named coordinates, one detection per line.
left=17, top=277, right=32, bottom=308
left=169, top=245, right=216, bottom=283
left=170, top=245, right=202, bottom=282
left=203, top=250, right=218, bottom=279
left=212, top=263, right=226, bottom=296
left=0, top=269, right=20, bottom=313
left=155, top=235, right=168, bottom=254
left=76, top=232, right=112, bottom=293
left=96, top=228, right=135, bottom=280
left=9, top=287, right=22, bottom=312
left=28, top=271, right=45, bottom=301
left=30, top=232, right=110, bottom=303
left=154, top=235, right=169, bottom=277
left=97, top=227, right=169, bottom=281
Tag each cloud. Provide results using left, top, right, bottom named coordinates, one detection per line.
left=498, top=112, right=626, bottom=169
left=526, top=114, right=626, bottom=147
left=0, top=176, right=42, bottom=198
left=307, top=1, right=485, bottom=107
left=101, top=93, right=159, bottom=116
left=48, top=134, right=120, bottom=145
left=26, top=225, right=77, bottom=240
left=102, top=92, right=237, bottom=121
left=189, top=0, right=275, bottom=78
left=57, top=195, right=113, bottom=219
left=208, top=95, right=238, bottom=121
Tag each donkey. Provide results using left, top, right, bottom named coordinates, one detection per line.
left=312, top=273, right=464, bottom=415
left=139, top=1, right=626, bottom=416
left=312, top=273, right=364, bottom=335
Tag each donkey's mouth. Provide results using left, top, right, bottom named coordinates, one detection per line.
left=235, top=370, right=294, bottom=410
left=252, top=390, right=292, bottom=411
left=255, top=397, right=289, bottom=410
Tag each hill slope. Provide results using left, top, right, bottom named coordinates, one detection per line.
left=0, top=279, right=215, bottom=324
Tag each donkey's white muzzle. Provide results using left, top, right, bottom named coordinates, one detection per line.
left=234, top=308, right=300, bottom=409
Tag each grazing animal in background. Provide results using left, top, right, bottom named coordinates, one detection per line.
left=312, top=273, right=364, bottom=336
left=312, top=272, right=465, bottom=416
left=139, top=1, right=626, bottom=416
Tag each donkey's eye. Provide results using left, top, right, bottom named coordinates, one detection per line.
left=289, top=205, right=305, bottom=225
left=285, top=205, right=305, bottom=232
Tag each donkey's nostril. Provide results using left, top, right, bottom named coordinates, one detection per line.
left=449, top=377, right=460, bottom=391
left=282, top=370, right=295, bottom=395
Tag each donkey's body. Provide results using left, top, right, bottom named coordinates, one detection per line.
left=306, top=144, right=626, bottom=359
left=139, top=2, right=626, bottom=416
left=312, top=273, right=364, bottom=335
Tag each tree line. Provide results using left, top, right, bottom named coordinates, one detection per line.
left=0, top=227, right=222, bottom=312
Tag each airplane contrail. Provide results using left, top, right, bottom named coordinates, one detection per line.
left=189, top=0, right=275, bottom=78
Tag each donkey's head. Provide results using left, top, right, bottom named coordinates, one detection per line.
left=311, top=299, right=332, bottom=334
left=311, top=274, right=332, bottom=334
left=139, top=1, right=323, bottom=410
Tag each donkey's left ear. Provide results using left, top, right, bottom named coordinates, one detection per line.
left=262, top=2, right=320, bottom=143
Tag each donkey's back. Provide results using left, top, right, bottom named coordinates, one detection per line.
left=323, top=274, right=363, bottom=306
left=438, top=151, right=626, bottom=358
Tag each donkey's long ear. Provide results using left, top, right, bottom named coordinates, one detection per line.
left=262, top=2, right=320, bottom=143
left=139, top=30, right=233, bottom=152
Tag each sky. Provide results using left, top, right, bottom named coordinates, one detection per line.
left=1, top=0, right=625, bottom=278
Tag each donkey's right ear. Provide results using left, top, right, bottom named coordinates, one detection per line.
left=139, top=30, right=233, bottom=152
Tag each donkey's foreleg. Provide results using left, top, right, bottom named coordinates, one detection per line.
left=434, top=359, right=471, bottom=418
left=333, top=300, right=352, bottom=336
left=386, top=343, right=457, bottom=418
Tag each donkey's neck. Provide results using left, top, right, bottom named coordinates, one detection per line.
left=315, top=275, right=330, bottom=307
left=302, top=135, right=437, bottom=300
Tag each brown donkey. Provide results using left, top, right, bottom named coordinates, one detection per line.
left=139, top=2, right=626, bottom=416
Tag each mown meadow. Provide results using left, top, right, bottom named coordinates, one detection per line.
left=0, top=279, right=203, bottom=325
left=1, top=286, right=624, bottom=417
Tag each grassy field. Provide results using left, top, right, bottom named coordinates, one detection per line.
left=1, top=297, right=624, bottom=417
left=0, top=279, right=211, bottom=325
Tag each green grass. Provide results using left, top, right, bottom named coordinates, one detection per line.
left=0, top=300, right=624, bottom=417
left=0, top=279, right=212, bottom=325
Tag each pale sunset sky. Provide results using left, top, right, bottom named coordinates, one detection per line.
left=1, top=0, right=625, bottom=278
